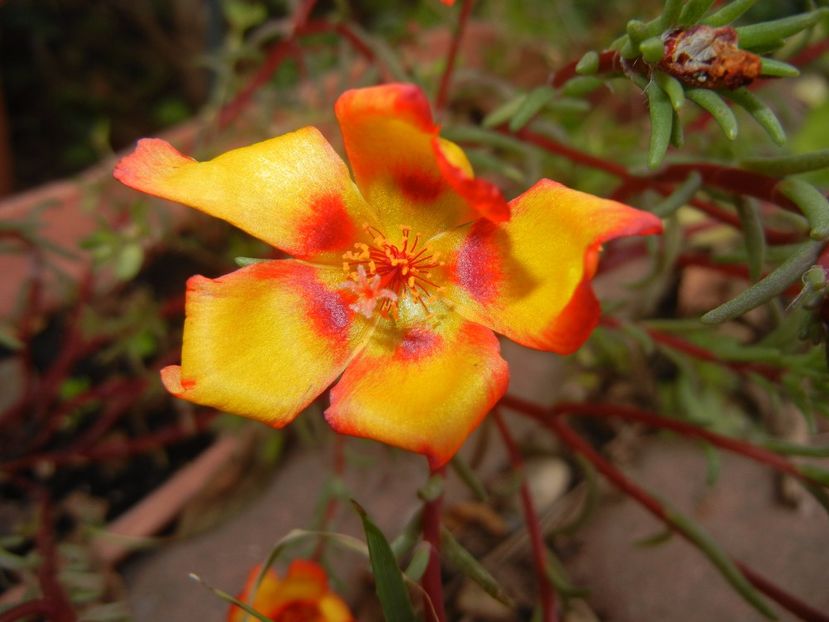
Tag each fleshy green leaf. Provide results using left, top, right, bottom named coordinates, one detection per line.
left=736, top=9, right=828, bottom=51
left=561, top=76, right=603, bottom=97
left=450, top=455, right=489, bottom=501
left=702, top=0, right=759, bottom=27
left=391, top=509, right=423, bottom=561
left=661, top=0, right=684, bottom=28
left=640, top=36, right=666, bottom=63
left=440, top=527, right=513, bottom=607
left=736, top=198, right=766, bottom=280
left=678, top=0, right=716, bottom=26
left=665, top=509, right=777, bottom=619
left=775, top=178, right=829, bottom=240
left=509, top=86, right=556, bottom=132
left=686, top=89, right=738, bottom=140
left=759, top=58, right=800, bottom=79
left=483, top=94, right=526, bottom=129
left=403, top=541, right=432, bottom=582
left=655, top=71, right=685, bottom=111
left=701, top=240, right=824, bottom=323
left=235, top=256, right=269, bottom=267
left=652, top=171, right=702, bottom=218
left=575, top=51, right=599, bottom=75
left=723, top=88, right=786, bottom=146
left=645, top=80, right=674, bottom=169
left=741, top=149, right=829, bottom=176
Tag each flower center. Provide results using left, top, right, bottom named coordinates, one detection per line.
left=342, top=225, right=445, bottom=319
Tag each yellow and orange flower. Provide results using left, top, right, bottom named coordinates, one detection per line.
left=228, top=561, right=353, bottom=622
left=114, top=83, right=661, bottom=466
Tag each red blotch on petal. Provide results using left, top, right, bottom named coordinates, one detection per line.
left=433, top=138, right=510, bottom=223
left=452, top=220, right=502, bottom=304
left=396, top=327, right=443, bottom=361
left=286, top=264, right=353, bottom=347
left=394, top=167, right=444, bottom=203
left=296, top=193, right=358, bottom=256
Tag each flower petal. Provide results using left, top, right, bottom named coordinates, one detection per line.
left=442, top=179, right=663, bottom=353
left=434, top=137, right=510, bottom=223
left=113, top=128, right=374, bottom=261
left=161, top=261, right=371, bottom=426
left=325, top=310, right=509, bottom=467
left=335, top=83, right=507, bottom=235
left=228, top=566, right=282, bottom=622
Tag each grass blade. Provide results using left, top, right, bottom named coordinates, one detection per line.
left=353, top=501, right=417, bottom=622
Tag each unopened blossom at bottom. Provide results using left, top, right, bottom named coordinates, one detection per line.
left=228, top=561, right=353, bottom=622
left=114, top=82, right=662, bottom=467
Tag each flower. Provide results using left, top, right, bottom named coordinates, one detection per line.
left=114, top=83, right=661, bottom=466
left=228, top=561, right=353, bottom=622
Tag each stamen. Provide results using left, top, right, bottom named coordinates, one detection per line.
left=341, top=226, right=446, bottom=319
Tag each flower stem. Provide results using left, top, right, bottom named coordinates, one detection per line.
left=421, top=465, right=448, bottom=622
left=436, top=0, right=474, bottom=112
left=533, top=413, right=829, bottom=622
left=501, top=396, right=823, bottom=485
left=493, top=410, right=558, bottom=622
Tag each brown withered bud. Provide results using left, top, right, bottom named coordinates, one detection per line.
left=659, top=25, right=762, bottom=89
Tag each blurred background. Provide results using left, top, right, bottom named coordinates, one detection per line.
left=1, top=1, right=828, bottom=621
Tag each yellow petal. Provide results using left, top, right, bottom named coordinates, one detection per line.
left=228, top=566, right=282, bottom=622
left=335, top=83, right=503, bottom=237
left=162, top=260, right=372, bottom=426
left=326, top=308, right=508, bottom=467
left=441, top=179, right=663, bottom=353
left=114, top=129, right=374, bottom=261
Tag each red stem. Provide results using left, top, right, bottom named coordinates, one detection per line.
left=436, top=0, right=474, bottom=112
left=0, top=599, right=53, bottom=622
left=35, top=490, right=76, bottom=622
left=501, top=397, right=810, bottom=483
left=1, top=413, right=215, bottom=472
left=421, top=465, right=447, bottom=622
left=493, top=411, right=558, bottom=622
left=789, top=38, right=829, bottom=68
left=514, top=127, right=631, bottom=179
left=599, top=315, right=783, bottom=381
left=538, top=414, right=829, bottom=622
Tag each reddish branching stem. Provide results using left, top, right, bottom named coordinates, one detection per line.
left=493, top=411, right=558, bottom=622
left=501, top=397, right=811, bottom=483
left=0, top=599, right=53, bottom=622
left=35, top=490, right=76, bottom=622
left=421, top=465, right=448, bottom=622
left=599, top=316, right=783, bottom=381
left=651, top=163, right=798, bottom=212
left=436, top=0, right=474, bottom=112
left=531, top=412, right=829, bottom=622
left=219, top=0, right=386, bottom=128
left=1, top=413, right=215, bottom=472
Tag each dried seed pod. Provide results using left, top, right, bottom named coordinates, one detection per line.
left=660, top=25, right=761, bottom=89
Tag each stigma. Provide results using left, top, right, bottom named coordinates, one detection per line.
left=342, top=225, right=445, bottom=319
